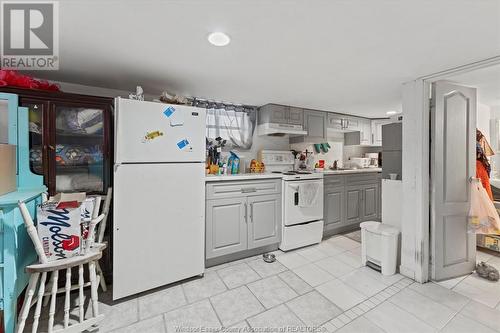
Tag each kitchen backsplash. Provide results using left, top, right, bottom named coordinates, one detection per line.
left=290, top=140, right=343, bottom=169
left=216, top=130, right=382, bottom=171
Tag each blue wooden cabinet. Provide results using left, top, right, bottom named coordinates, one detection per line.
left=0, top=93, right=45, bottom=333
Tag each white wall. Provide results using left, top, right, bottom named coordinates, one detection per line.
left=230, top=134, right=290, bottom=171
left=477, top=103, right=491, bottom=142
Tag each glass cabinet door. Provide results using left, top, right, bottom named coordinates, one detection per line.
left=24, top=102, right=45, bottom=175
left=53, top=105, right=106, bottom=193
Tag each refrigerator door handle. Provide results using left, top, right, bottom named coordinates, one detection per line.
left=114, top=163, right=121, bottom=173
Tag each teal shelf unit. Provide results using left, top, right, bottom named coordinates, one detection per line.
left=0, top=93, right=45, bottom=333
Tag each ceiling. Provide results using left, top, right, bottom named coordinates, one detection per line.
left=448, top=64, right=500, bottom=107
left=31, top=0, right=500, bottom=117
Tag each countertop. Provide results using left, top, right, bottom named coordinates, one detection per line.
left=205, top=168, right=382, bottom=182
left=205, top=173, right=283, bottom=182
left=322, top=167, right=382, bottom=175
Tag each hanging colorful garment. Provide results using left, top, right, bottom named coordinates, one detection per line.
left=476, top=129, right=494, bottom=200
left=477, top=160, right=494, bottom=200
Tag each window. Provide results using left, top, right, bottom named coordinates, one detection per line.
left=203, top=103, right=256, bottom=149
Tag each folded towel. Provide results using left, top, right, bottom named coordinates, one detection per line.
left=299, top=182, right=320, bottom=207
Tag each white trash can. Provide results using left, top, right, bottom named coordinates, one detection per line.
left=360, top=221, right=400, bottom=276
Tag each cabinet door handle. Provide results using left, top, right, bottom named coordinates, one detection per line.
left=241, top=188, right=257, bottom=193
left=244, top=203, right=248, bottom=223
left=249, top=203, right=253, bottom=222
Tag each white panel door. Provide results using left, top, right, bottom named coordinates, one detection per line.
left=113, top=162, right=205, bottom=299
left=431, top=81, right=476, bottom=281
left=115, top=98, right=206, bottom=163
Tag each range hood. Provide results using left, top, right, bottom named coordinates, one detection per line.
left=257, top=122, right=308, bottom=136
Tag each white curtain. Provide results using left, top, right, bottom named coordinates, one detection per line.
left=205, top=104, right=256, bottom=149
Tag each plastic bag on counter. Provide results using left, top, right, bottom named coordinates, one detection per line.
left=468, top=179, right=500, bottom=234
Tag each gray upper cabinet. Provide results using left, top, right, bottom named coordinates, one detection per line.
left=206, top=197, right=248, bottom=259
left=270, top=105, right=288, bottom=123
left=359, top=119, right=372, bottom=145
left=304, top=109, right=327, bottom=140
left=343, top=118, right=372, bottom=146
left=288, top=106, right=304, bottom=125
left=382, top=122, right=402, bottom=151
left=247, top=194, right=281, bottom=249
left=371, top=119, right=392, bottom=146
left=344, top=116, right=360, bottom=131
left=327, top=113, right=345, bottom=130
left=258, top=104, right=303, bottom=125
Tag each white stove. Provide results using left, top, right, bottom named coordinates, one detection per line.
left=259, top=150, right=324, bottom=251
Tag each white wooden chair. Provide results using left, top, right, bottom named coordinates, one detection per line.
left=43, top=188, right=112, bottom=297
left=17, top=201, right=106, bottom=333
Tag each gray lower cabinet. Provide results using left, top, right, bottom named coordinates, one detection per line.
left=247, top=194, right=281, bottom=248
left=361, top=183, right=379, bottom=220
left=324, top=187, right=345, bottom=231
left=206, top=179, right=281, bottom=260
left=206, top=197, right=247, bottom=259
left=323, top=173, right=381, bottom=235
left=345, top=185, right=363, bottom=224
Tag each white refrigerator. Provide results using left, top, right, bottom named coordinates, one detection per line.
left=113, top=97, right=206, bottom=300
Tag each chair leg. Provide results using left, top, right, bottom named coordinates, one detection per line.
left=96, top=261, right=107, bottom=292
left=31, top=272, right=47, bottom=333
left=78, top=264, right=85, bottom=323
left=64, top=268, right=72, bottom=328
left=47, top=270, right=59, bottom=333
left=89, top=261, right=99, bottom=317
left=16, top=272, right=40, bottom=333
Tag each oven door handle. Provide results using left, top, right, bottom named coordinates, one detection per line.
left=290, top=184, right=300, bottom=206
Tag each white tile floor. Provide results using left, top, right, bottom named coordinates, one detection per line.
left=26, top=234, right=500, bottom=333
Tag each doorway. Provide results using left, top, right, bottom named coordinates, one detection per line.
left=401, top=56, right=500, bottom=285
left=428, top=65, right=500, bottom=308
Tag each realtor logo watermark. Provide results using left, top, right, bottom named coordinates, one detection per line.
left=1, top=1, right=59, bottom=70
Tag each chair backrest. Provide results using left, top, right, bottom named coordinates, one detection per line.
left=85, top=214, right=105, bottom=253
left=96, top=187, right=112, bottom=244
left=18, top=201, right=49, bottom=264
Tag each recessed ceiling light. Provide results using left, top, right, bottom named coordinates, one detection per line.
left=386, top=111, right=398, bottom=116
left=208, top=32, right=230, bottom=46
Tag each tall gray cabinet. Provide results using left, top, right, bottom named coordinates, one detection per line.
left=324, top=172, right=381, bottom=235
left=205, top=179, right=282, bottom=262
